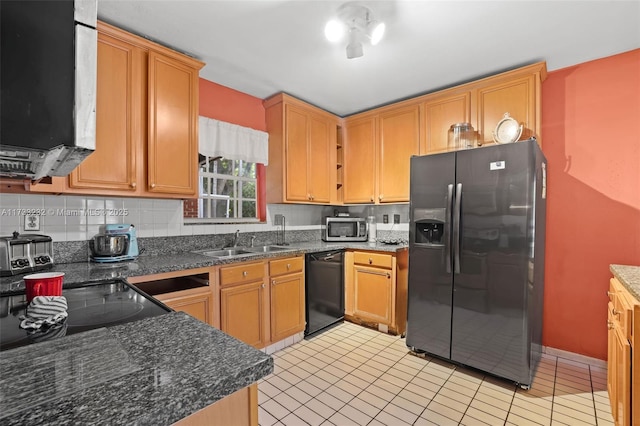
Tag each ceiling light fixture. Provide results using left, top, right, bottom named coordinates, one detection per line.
left=324, top=2, right=385, bottom=59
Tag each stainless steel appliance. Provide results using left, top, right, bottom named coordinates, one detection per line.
left=90, top=224, right=140, bottom=263
left=0, top=279, right=171, bottom=351
left=0, top=0, right=97, bottom=179
left=323, top=217, right=367, bottom=242
left=305, top=250, right=344, bottom=337
left=406, top=139, right=547, bottom=388
left=0, top=233, right=54, bottom=276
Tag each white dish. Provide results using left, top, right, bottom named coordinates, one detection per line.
left=492, top=113, right=523, bottom=144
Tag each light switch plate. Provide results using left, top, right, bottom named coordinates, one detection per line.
left=24, top=214, right=40, bottom=231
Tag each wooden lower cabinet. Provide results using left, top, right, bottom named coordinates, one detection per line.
left=353, top=264, right=393, bottom=324
left=128, top=268, right=216, bottom=327
left=173, top=383, right=258, bottom=426
left=269, top=256, right=305, bottom=342
left=345, top=249, right=408, bottom=335
left=156, top=288, right=214, bottom=326
left=219, top=261, right=268, bottom=348
left=220, top=256, right=305, bottom=349
left=606, top=276, right=639, bottom=425
left=220, top=280, right=268, bottom=348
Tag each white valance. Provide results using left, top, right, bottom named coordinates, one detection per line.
left=199, top=116, right=269, bottom=165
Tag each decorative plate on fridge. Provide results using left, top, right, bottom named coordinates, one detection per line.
left=492, top=112, right=523, bottom=144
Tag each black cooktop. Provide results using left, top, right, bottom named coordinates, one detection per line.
left=0, top=279, right=171, bottom=352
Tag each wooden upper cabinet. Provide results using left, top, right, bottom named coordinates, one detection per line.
left=265, top=93, right=338, bottom=204
left=476, top=74, right=537, bottom=146
left=343, top=115, right=376, bottom=203
left=69, top=29, right=144, bottom=192
left=284, top=105, right=310, bottom=202
left=422, top=92, right=471, bottom=155
left=378, top=104, right=420, bottom=203
left=147, top=51, right=199, bottom=195
left=307, top=114, right=332, bottom=203
left=26, top=21, right=203, bottom=199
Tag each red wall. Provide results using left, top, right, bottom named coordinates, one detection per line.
left=541, top=49, right=640, bottom=360
left=195, top=79, right=267, bottom=220
left=199, top=79, right=266, bottom=131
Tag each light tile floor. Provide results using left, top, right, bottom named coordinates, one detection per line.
left=258, top=322, right=614, bottom=426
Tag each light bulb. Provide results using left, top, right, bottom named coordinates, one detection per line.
left=369, top=21, right=385, bottom=45
left=324, top=19, right=345, bottom=42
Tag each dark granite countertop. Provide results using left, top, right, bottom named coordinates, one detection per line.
left=610, top=264, right=640, bottom=301
left=0, top=312, right=273, bottom=425
left=0, top=240, right=407, bottom=293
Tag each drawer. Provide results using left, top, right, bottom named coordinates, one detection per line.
left=220, top=262, right=264, bottom=286
left=353, top=251, right=393, bottom=269
left=269, top=256, right=303, bottom=277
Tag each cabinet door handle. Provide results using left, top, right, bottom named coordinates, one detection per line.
left=261, top=283, right=265, bottom=288
left=364, top=269, right=391, bottom=278
left=370, top=196, right=374, bottom=202
left=150, top=183, right=156, bottom=189
left=379, top=194, right=383, bottom=201
left=607, top=291, right=614, bottom=297
left=130, top=182, right=137, bottom=189
left=272, top=280, right=276, bottom=285
left=369, top=258, right=373, bottom=264
left=607, top=320, right=615, bottom=330
left=613, top=308, right=621, bottom=316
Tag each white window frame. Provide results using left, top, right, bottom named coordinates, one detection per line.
left=185, top=156, right=259, bottom=224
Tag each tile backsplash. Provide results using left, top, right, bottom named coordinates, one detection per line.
left=0, top=193, right=408, bottom=242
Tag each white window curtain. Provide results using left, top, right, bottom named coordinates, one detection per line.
left=199, top=116, right=269, bottom=165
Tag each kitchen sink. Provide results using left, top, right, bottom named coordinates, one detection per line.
left=244, top=245, right=289, bottom=253
left=195, top=248, right=252, bottom=258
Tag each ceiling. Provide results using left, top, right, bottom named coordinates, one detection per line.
left=97, top=1, right=640, bottom=117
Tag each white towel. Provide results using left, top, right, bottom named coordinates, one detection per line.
left=19, top=296, right=68, bottom=330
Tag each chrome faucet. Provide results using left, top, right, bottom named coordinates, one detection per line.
left=250, top=235, right=256, bottom=247
left=232, top=229, right=240, bottom=247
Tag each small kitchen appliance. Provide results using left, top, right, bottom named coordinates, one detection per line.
left=0, top=233, right=54, bottom=276
left=90, top=224, right=139, bottom=263
left=323, top=217, right=368, bottom=242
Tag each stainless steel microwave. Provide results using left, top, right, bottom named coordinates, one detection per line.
left=323, top=217, right=368, bottom=242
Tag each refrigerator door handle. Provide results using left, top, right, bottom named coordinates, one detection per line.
left=445, top=184, right=453, bottom=273
left=453, top=183, right=462, bottom=274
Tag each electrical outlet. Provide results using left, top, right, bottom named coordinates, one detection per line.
left=394, top=214, right=400, bottom=224
left=24, top=214, right=40, bottom=231
left=383, top=214, right=389, bottom=224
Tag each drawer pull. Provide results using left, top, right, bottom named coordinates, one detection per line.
left=243, top=271, right=248, bottom=277
left=287, top=264, right=291, bottom=270
left=369, top=258, right=373, bottom=264
left=365, top=269, right=391, bottom=278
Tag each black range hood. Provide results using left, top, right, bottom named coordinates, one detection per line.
left=0, top=0, right=97, bottom=180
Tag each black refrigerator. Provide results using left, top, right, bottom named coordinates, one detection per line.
left=406, top=139, right=547, bottom=388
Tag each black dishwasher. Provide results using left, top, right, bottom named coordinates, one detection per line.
left=305, top=250, right=344, bottom=337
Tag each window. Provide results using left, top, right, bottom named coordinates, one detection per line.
left=185, top=155, right=258, bottom=221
